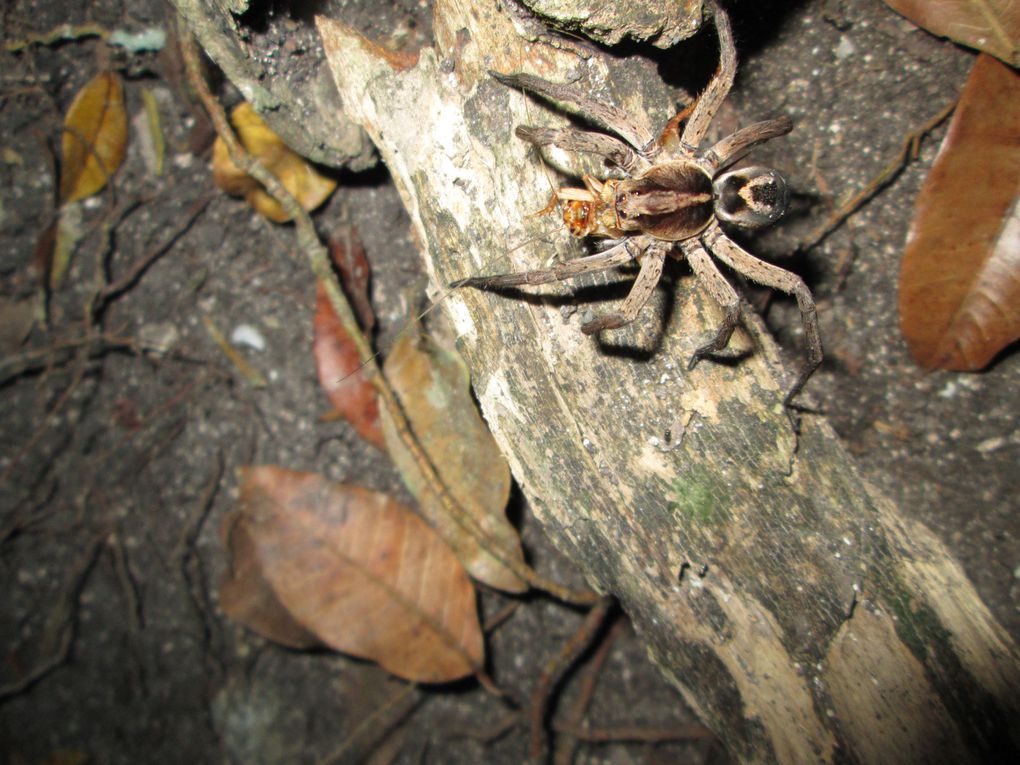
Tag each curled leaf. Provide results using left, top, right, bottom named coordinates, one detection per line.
left=313, top=281, right=385, bottom=449
left=883, top=1, right=1020, bottom=68
left=231, top=466, right=484, bottom=682
left=60, top=71, right=128, bottom=203
left=380, top=330, right=527, bottom=593
left=212, top=102, right=337, bottom=223
left=899, top=54, right=1020, bottom=370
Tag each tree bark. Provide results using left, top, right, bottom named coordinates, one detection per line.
left=190, top=0, right=1020, bottom=761
left=171, top=0, right=375, bottom=169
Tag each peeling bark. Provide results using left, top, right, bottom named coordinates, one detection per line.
left=184, top=0, right=1020, bottom=761
left=171, top=0, right=375, bottom=169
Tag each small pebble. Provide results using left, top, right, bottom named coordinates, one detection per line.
left=231, top=324, right=266, bottom=351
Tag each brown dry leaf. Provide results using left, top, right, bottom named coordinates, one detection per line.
left=380, top=330, right=527, bottom=593
left=233, top=466, right=484, bottom=682
left=329, top=227, right=375, bottom=332
left=313, top=280, right=385, bottom=449
left=883, top=0, right=1020, bottom=67
left=60, top=71, right=128, bottom=203
left=218, top=510, right=323, bottom=649
left=899, top=54, right=1020, bottom=370
left=212, top=102, right=337, bottom=223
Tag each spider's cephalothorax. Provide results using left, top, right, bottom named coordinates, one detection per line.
left=451, top=0, right=821, bottom=410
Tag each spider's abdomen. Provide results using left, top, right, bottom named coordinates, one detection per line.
left=615, top=161, right=714, bottom=241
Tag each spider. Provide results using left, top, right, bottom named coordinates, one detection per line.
left=451, top=1, right=821, bottom=409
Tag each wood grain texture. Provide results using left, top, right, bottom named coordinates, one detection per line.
left=315, top=1, right=1020, bottom=760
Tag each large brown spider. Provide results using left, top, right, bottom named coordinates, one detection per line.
left=451, top=1, right=821, bottom=409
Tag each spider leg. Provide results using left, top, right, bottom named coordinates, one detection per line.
left=515, top=125, right=649, bottom=175
left=490, top=70, right=654, bottom=152
left=581, top=240, right=669, bottom=334
left=450, top=237, right=638, bottom=289
left=702, top=222, right=822, bottom=408
left=703, top=117, right=794, bottom=171
left=680, top=0, right=737, bottom=150
left=680, top=238, right=742, bottom=365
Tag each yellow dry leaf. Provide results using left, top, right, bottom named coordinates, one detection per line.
left=140, top=87, right=165, bottom=176
left=212, top=102, right=337, bottom=223
left=60, top=71, right=128, bottom=203
left=380, top=329, right=527, bottom=594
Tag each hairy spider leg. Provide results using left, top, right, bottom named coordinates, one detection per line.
left=703, top=117, right=794, bottom=172
left=679, top=0, right=737, bottom=151
left=580, top=239, right=670, bottom=334
left=489, top=71, right=653, bottom=152
left=449, top=237, right=640, bottom=289
left=680, top=237, right=743, bottom=363
left=702, top=222, right=822, bottom=407
left=514, top=125, right=648, bottom=175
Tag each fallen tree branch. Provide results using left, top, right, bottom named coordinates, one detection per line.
left=310, top=0, right=1020, bottom=761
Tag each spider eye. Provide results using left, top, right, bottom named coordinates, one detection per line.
left=713, top=167, right=789, bottom=228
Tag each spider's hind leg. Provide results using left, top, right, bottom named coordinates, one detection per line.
left=680, top=238, right=743, bottom=366
left=450, top=237, right=638, bottom=290
left=515, top=126, right=647, bottom=176
left=581, top=238, right=668, bottom=334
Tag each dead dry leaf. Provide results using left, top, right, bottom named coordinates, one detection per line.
left=60, top=71, right=128, bottom=203
left=212, top=102, right=337, bottom=223
left=218, top=510, right=323, bottom=649
left=380, top=330, right=527, bottom=594
left=313, top=280, right=385, bottom=449
left=232, top=466, right=484, bottom=682
left=329, top=227, right=375, bottom=333
left=883, top=0, right=1020, bottom=67
left=899, top=54, right=1020, bottom=370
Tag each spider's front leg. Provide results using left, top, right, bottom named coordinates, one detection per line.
left=679, top=0, right=737, bottom=151
left=489, top=71, right=654, bottom=153
left=701, top=223, right=822, bottom=408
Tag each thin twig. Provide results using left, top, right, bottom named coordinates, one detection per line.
left=201, top=314, right=267, bottom=388
left=0, top=331, right=139, bottom=386
left=177, top=21, right=597, bottom=607
left=529, top=598, right=613, bottom=760
left=317, top=682, right=423, bottom=765
left=551, top=721, right=716, bottom=743
left=553, top=613, right=624, bottom=765
left=98, top=192, right=212, bottom=302
left=0, top=350, right=89, bottom=485
left=176, top=452, right=226, bottom=678
left=800, top=100, right=956, bottom=251
left=108, top=529, right=144, bottom=632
